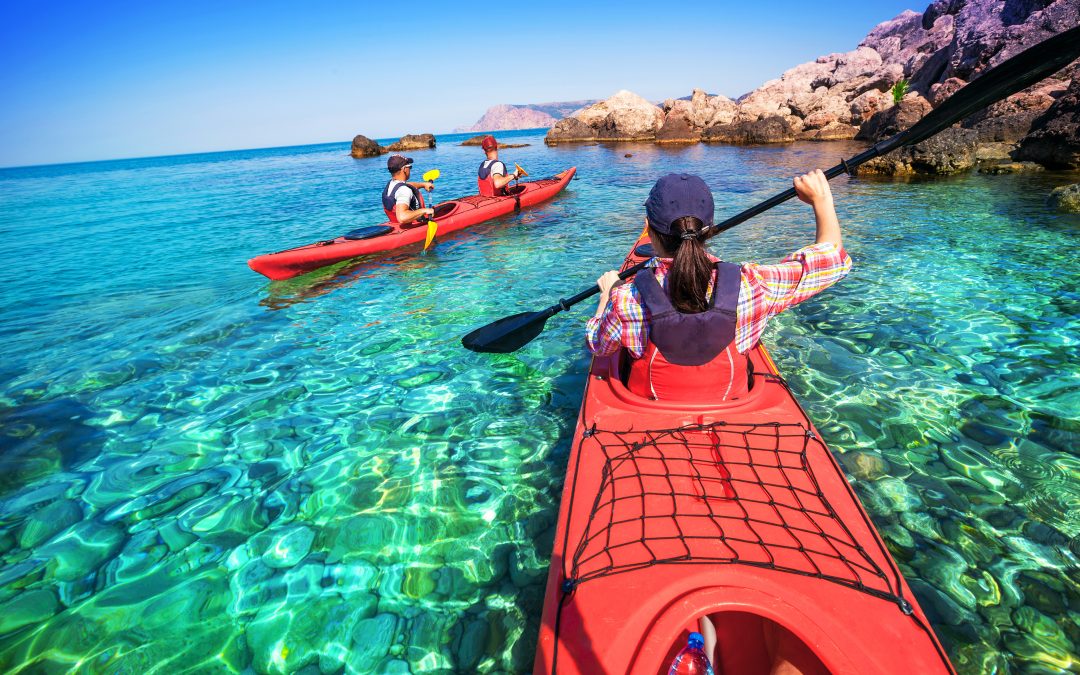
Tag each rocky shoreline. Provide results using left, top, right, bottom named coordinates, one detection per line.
left=545, top=0, right=1079, bottom=178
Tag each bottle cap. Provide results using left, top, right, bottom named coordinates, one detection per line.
left=688, top=631, right=704, bottom=647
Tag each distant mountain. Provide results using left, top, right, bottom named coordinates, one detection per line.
left=456, top=100, right=599, bottom=132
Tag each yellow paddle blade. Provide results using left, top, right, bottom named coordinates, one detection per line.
left=422, top=169, right=440, bottom=182
left=423, top=219, right=438, bottom=251
left=514, top=163, right=529, bottom=178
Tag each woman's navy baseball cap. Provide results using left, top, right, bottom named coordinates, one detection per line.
left=645, top=174, right=715, bottom=234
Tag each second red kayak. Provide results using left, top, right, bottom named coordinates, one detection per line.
left=534, top=234, right=955, bottom=674
left=248, top=167, right=576, bottom=280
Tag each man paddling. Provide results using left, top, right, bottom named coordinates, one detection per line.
left=476, top=135, right=521, bottom=197
left=383, top=154, right=434, bottom=225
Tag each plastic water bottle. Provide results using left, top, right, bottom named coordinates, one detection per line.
left=668, top=631, right=715, bottom=675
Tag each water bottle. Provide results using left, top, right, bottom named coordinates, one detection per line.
left=668, top=631, right=715, bottom=675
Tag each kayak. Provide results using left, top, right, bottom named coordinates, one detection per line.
left=248, top=167, right=576, bottom=280
left=534, top=234, right=955, bottom=674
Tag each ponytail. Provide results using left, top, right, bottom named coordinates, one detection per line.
left=650, top=216, right=713, bottom=314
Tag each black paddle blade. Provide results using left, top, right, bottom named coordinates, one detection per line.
left=462, top=311, right=550, bottom=353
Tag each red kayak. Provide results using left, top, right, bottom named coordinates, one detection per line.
left=534, top=234, right=954, bottom=674
left=249, top=167, right=576, bottom=280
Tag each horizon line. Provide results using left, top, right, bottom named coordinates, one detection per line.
left=0, top=128, right=551, bottom=172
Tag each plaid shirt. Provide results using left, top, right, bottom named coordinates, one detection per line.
left=586, top=242, right=852, bottom=357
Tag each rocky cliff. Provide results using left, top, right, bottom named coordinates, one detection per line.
left=544, top=0, right=1079, bottom=173
left=456, top=100, right=599, bottom=132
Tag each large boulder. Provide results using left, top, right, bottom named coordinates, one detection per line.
left=703, top=115, right=797, bottom=144
left=350, top=135, right=386, bottom=158
left=1016, top=76, right=1080, bottom=169
left=385, top=133, right=436, bottom=151
left=545, top=90, right=664, bottom=144
left=964, top=83, right=1066, bottom=144
left=1047, top=184, right=1080, bottom=212
left=856, top=93, right=933, bottom=141
left=800, top=122, right=860, bottom=141
left=545, top=117, right=598, bottom=144
left=856, top=127, right=979, bottom=175
left=655, top=112, right=701, bottom=144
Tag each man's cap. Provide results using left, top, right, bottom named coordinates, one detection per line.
left=644, top=173, right=715, bottom=234
left=480, top=135, right=498, bottom=151
left=387, top=155, right=414, bottom=173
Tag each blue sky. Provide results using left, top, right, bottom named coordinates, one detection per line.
left=1, top=0, right=919, bottom=167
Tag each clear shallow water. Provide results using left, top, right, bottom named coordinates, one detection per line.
left=0, top=130, right=1077, bottom=673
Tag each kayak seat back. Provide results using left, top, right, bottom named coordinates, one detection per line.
left=618, top=349, right=756, bottom=399
left=433, top=202, right=459, bottom=218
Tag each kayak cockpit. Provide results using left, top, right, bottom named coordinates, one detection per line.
left=661, top=612, right=831, bottom=675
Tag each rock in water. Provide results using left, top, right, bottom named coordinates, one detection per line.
left=1047, top=184, right=1080, bottom=213
left=857, top=127, right=979, bottom=175
left=702, top=116, right=797, bottom=144
left=459, top=135, right=530, bottom=148
left=351, top=135, right=385, bottom=158
left=977, top=162, right=1045, bottom=175
left=385, top=134, right=436, bottom=151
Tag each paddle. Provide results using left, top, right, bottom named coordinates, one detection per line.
left=462, top=25, right=1080, bottom=354
left=511, top=163, right=529, bottom=212
left=421, top=169, right=441, bottom=252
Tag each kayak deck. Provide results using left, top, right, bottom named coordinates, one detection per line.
left=534, top=239, right=954, bottom=675
left=248, top=167, right=575, bottom=280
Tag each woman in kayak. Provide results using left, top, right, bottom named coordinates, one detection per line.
left=587, top=171, right=850, bottom=401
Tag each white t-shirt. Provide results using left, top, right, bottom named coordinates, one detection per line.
left=482, top=160, right=507, bottom=177
left=386, top=179, right=413, bottom=207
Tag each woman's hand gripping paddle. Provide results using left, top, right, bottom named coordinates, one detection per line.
left=422, top=169, right=441, bottom=252
left=461, top=25, right=1080, bottom=354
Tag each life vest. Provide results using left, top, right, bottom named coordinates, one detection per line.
left=626, top=261, right=750, bottom=401
left=382, top=180, right=424, bottom=222
left=477, top=159, right=507, bottom=197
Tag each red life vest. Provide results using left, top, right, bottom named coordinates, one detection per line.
left=626, top=261, right=750, bottom=401
left=382, top=180, right=424, bottom=223
left=477, top=159, right=507, bottom=197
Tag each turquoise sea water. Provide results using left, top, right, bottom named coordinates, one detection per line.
left=0, top=129, right=1077, bottom=674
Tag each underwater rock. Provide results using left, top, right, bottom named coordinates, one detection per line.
left=977, top=161, right=1045, bottom=174
left=454, top=613, right=489, bottom=671
left=261, top=525, right=315, bottom=569
left=838, top=450, right=890, bottom=480
left=18, top=499, right=83, bottom=549
left=0, top=588, right=60, bottom=634
left=39, top=522, right=125, bottom=582
left=348, top=613, right=399, bottom=673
